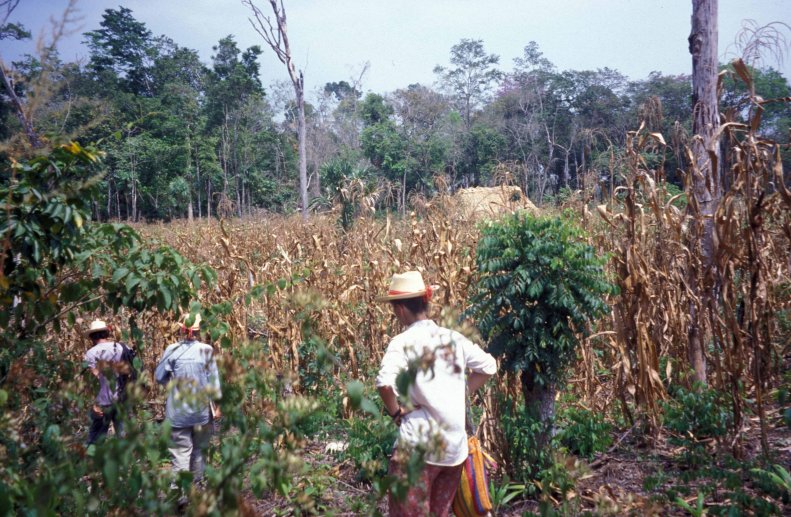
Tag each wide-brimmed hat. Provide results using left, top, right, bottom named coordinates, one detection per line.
left=376, top=271, right=439, bottom=302
left=86, top=319, right=110, bottom=337
left=180, top=313, right=202, bottom=332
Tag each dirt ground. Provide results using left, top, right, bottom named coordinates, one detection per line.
left=245, top=405, right=791, bottom=516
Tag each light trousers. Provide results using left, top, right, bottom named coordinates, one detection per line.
left=169, top=424, right=212, bottom=482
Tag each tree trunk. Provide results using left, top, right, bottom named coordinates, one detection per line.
left=309, top=167, right=320, bottom=199
left=130, top=150, right=138, bottom=222
left=401, top=169, right=407, bottom=217
left=187, top=129, right=194, bottom=222
left=131, top=180, right=137, bottom=223
left=106, top=180, right=112, bottom=221
left=207, top=179, right=212, bottom=219
left=464, top=93, right=472, bottom=129
left=521, top=369, right=556, bottom=451
left=0, top=65, right=43, bottom=149
left=221, top=109, right=230, bottom=198
left=687, top=0, right=721, bottom=385
left=244, top=0, right=308, bottom=221
left=297, top=85, right=309, bottom=221
left=196, top=150, right=202, bottom=219
left=236, top=176, right=243, bottom=218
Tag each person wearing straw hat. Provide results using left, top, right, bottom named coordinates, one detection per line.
left=155, top=312, right=221, bottom=493
left=84, top=319, right=125, bottom=444
left=375, top=271, right=497, bottom=517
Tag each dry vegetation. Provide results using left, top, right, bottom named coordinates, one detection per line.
left=43, top=67, right=790, bottom=516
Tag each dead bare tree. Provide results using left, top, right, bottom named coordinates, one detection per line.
left=243, top=0, right=308, bottom=221
left=686, top=0, right=722, bottom=384
left=0, top=0, right=82, bottom=152
left=0, top=0, right=42, bottom=148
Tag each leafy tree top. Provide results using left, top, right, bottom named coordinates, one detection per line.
left=84, top=7, right=156, bottom=95
left=467, top=212, right=614, bottom=386
left=434, top=38, right=503, bottom=127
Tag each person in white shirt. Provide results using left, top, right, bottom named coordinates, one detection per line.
left=375, top=271, right=497, bottom=517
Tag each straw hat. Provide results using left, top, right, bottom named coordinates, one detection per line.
left=180, top=313, right=202, bottom=332
left=376, top=271, right=439, bottom=302
left=86, top=320, right=110, bottom=337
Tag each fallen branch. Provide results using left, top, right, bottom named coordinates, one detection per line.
left=589, top=424, right=636, bottom=469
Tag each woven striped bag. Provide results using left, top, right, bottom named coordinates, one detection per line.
left=452, top=435, right=497, bottom=517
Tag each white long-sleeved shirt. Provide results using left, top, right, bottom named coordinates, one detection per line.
left=376, top=319, right=497, bottom=466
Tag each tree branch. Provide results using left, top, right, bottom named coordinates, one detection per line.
left=0, top=63, right=43, bottom=148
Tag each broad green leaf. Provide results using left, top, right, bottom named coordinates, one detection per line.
left=111, top=268, right=130, bottom=283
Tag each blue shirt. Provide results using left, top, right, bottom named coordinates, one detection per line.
left=155, top=339, right=221, bottom=428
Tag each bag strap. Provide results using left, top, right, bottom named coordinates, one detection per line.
left=161, top=341, right=190, bottom=366
left=465, top=390, right=475, bottom=436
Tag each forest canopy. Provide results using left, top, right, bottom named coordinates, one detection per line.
left=2, top=6, right=789, bottom=221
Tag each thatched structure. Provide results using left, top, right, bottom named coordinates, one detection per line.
left=452, top=186, right=539, bottom=219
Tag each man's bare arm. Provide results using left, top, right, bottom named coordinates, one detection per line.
left=467, top=371, right=493, bottom=393
left=377, top=385, right=400, bottom=417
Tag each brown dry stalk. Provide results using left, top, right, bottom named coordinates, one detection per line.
left=56, top=118, right=789, bottom=460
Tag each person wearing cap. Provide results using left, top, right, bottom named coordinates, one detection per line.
left=84, top=319, right=125, bottom=444
left=375, top=271, right=497, bottom=517
left=155, top=313, right=221, bottom=489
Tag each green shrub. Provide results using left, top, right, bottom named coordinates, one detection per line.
left=467, top=212, right=615, bottom=457
left=663, top=383, right=732, bottom=441
left=290, top=388, right=344, bottom=438
left=556, top=406, right=612, bottom=460
left=750, top=464, right=791, bottom=504
left=535, top=453, right=584, bottom=515
left=342, top=413, right=398, bottom=482
left=469, top=213, right=614, bottom=387
left=662, top=383, right=733, bottom=468
left=488, top=476, right=527, bottom=513
left=663, top=181, right=687, bottom=209
left=496, top=396, right=552, bottom=485
left=546, top=186, right=574, bottom=206
left=0, top=144, right=326, bottom=515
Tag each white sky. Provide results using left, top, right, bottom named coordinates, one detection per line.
left=4, top=0, right=790, bottom=97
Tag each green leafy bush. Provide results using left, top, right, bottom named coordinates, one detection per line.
left=488, top=476, right=527, bottom=513
left=467, top=210, right=615, bottom=472
left=342, top=412, right=398, bottom=482
left=750, top=465, right=791, bottom=504
left=0, top=143, right=215, bottom=334
left=289, top=388, right=344, bottom=438
left=556, top=406, right=613, bottom=460
left=496, top=396, right=552, bottom=485
left=0, top=143, right=328, bottom=515
left=663, top=384, right=732, bottom=441
left=663, top=181, right=688, bottom=209
left=468, top=212, right=614, bottom=391
left=662, top=383, right=733, bottom=468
